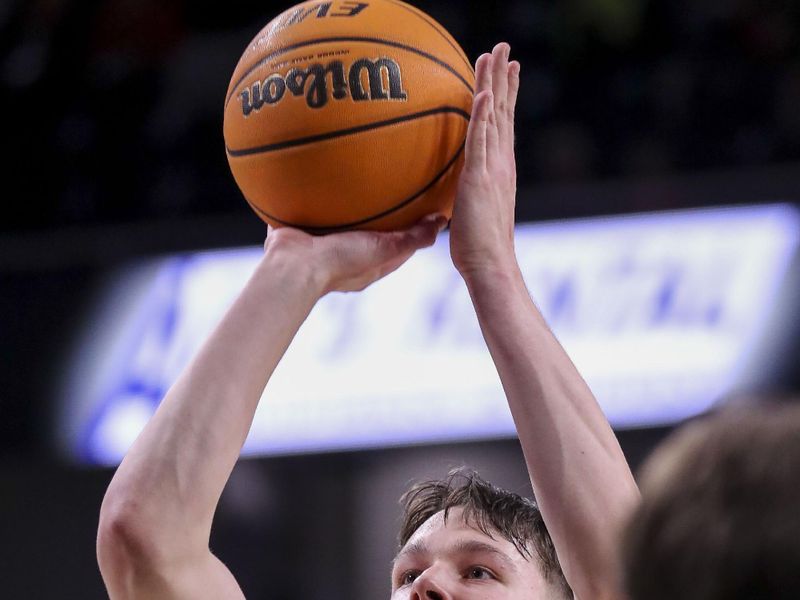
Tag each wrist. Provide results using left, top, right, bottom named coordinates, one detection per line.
left=461, top=260, right=531, bottom=312
left=462, top=262, right=548, bottom=330
left=459, top=257, right=523, bottom=291
left=259, top=241, right=328, bottom=303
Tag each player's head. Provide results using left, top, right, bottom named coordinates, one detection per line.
left=622, top=404, right=800, bottom=600
left=390, top=468, right=572, bottom=599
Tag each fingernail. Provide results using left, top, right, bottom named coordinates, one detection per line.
left=423, top=214, right=447, bottom=231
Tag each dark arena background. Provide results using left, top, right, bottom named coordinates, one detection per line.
left=1, top=1, right=799, bottom=598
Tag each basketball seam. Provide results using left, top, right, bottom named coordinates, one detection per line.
left=245, top=141, right=466, bottom=233
left=382, top=0, right=473, bottom=74
left=225, top=36, right=474, bottom=108
left=226, top=106, right=470, bottom=156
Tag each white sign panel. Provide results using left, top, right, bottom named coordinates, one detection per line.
left=59, top=204, right=800, bottom=464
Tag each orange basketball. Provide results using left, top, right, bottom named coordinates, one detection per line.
left=223, top=0, right=474, bottom=233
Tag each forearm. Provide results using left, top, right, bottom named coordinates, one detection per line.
left=100, top=248, right=322, bottom=557
left=465, top=265, right=639, bottom=598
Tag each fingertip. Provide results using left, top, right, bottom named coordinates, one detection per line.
left=403, top=220, right=437, bottom=250
left=471, top=90, right=490, bottom=118
left=509, top=60, right=521, bottom=74
left=420, top=212, right=441, bottom=225
left=422, top=213, right=449, bottom=233
left=483, top=91, right=494, bottom=119
left=477, top=89, right=493, bottom=102
left=493, top=42, right=510, bottom=57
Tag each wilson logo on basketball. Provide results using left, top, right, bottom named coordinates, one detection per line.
left=239, top=57, right=408, bottom=114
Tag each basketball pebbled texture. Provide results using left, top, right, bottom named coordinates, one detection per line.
left=223, top=0, right=475, bottom=233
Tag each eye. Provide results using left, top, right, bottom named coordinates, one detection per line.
left=466, top=566, right=496, bottom=580
left=398, top=570, right=421, bottom=586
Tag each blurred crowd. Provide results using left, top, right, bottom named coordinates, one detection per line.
left=1, top=0, right=798, bottom=233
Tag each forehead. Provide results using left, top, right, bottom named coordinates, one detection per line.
left=396, top=507, right=527, bottom=569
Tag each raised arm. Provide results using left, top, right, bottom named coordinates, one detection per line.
left=450, top=44, right=640, bottom=600
left=96, top=219, right=445, bottom=599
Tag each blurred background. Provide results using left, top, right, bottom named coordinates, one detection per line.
left=1, top=0, right=799, bottom=598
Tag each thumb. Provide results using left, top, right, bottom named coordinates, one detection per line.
left=393, top=214, right=448, bottom=253
left=368, top=215, right=445, bottom=282
left=362, top=214, right=447, bottom=284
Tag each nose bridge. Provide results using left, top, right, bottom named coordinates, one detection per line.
left=411, top=561, right=452, bottom=600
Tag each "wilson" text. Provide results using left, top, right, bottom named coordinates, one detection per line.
left=239, top=57, right=408, bottom=114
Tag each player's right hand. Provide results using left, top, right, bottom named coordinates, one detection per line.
left=263, top=214, right=447, bottom=295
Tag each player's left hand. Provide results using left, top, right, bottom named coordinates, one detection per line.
left=449, top=43, right=520, bottom=282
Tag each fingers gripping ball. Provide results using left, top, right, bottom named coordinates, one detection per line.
left=223, top=0, right=474, bottom=233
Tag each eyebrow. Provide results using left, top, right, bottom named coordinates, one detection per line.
left=392, top=540, right=427, bottom=567
left=453, top=539, right=518, bottom=572
left=392, top=538, right=518, bottom=572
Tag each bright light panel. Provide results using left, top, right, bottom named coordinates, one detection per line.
left=58, top=204, right=800, bottom=464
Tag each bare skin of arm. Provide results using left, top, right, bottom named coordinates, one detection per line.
left=450, top=44, right=640, bottom=600
left=96, top=218, right=446, bottom=599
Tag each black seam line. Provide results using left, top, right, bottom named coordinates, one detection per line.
left=226, top=106, right=470, bottom=157
left=383, top=0, right=473, bottom=74
left=225, top=36, right=474, bottom=108
left=246, top=140, right=465, bottom=234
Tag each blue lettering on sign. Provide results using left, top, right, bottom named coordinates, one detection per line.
left=525, top=254, right=732, bottom=334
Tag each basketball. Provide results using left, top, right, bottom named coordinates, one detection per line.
left=223, top=0, right=474, bottom=233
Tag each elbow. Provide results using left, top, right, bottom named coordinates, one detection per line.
left=98, top=499, right=143, bottom=558
left=97, top=500, right=138, bottom=598
left=97, top=498, right=173, bottom=600
left=97, top=489, right=162, bottom=581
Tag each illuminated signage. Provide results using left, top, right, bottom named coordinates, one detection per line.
left=58, top=204, right=800, bottom=464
